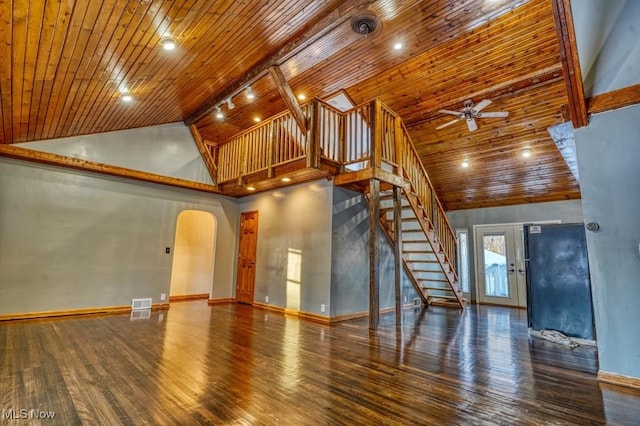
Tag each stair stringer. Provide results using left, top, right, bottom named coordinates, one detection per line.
left=401, top=186, right=465, bottom=308
left=376, top=187, right=465, bottom=309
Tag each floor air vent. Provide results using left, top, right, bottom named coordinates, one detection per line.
left=131, top=298, right=152, bottom=310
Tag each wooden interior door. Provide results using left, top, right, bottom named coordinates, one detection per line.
left=236, top=211, right=258, bottom=305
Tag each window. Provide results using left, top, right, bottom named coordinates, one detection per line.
left=456, top=229, right=470, bottom=294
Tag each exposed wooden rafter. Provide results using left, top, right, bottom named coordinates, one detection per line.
left=587, top=84, right=640, bottom=115
left=551, top=0, right=588, bottom=128
left=0, top=145, right=220, bottom=194
left=268, top=66, right=308, bottom=133
left=188, top=124, right=218, bottom=186
left=184, top=0, right=375, bottom=126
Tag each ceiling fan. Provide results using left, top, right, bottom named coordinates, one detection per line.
left=436, top=99, right=509, bottom=132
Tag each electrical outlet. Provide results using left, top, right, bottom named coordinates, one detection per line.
left=321, top=304, right=326, bottom=313
left=165, top=247, right=170, bottom=254
left=160, top=293, right=166, bottom=301
left=265, top=295, right=269, bottom=303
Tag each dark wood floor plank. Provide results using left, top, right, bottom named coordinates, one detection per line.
left=0, top=302, right=639, bottom=424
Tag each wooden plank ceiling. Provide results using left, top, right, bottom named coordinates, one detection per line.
left=0, top=0, right=582, bottom=210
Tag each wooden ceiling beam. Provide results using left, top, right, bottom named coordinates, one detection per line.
left=405, top=65, right=564, bottom=127
left=0, top=145, right=220, bottom=194
left=184, top=0, right=375, bottom=126
left=551, top=0, right=588, bottom=128
left=188, top=124, right=218, bottom=186
left=586, top=83, right=640, bottom=115
left=268, top=66, right=308, bottom=133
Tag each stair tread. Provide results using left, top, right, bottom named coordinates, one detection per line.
left=428, top=295, right=458, bottom=300
left=422, top=286, right=453, bottom=291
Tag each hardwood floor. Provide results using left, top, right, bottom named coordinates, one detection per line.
left=1, top=302, right=639, bottom=425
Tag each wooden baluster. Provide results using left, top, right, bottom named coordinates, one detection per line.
left=239, top=135, right=248, bottom=186
left=339, top=111, right=345, bottom=172
left=267, top=122, right=275, bottom=178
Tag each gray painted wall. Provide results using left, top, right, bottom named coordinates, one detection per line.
left=0, top=157, right=237, bottom=315
left=574, top=104, right=640, bottom=379
left=447, top=200, right=584, bottom=301
left=571, top=0, right=640, bottom=97
left=331, top=187, right=418, bottom=317
left=16, top=122, right=214, bottom=184
left=237, top=180, right=333, bottom=315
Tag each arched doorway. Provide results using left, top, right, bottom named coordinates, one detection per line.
left=169, top=210, right=217, bottom=301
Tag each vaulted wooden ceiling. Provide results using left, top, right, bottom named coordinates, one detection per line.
left=0, top=0, right=582, bottom=210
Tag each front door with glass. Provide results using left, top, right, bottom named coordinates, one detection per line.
left=474, top=225, right=527, bottom=307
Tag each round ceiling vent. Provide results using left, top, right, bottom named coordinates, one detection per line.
left=350, top=10, right=381, bottom=36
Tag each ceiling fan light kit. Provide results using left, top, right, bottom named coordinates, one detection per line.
left=437, top=99, right=509, bottom=132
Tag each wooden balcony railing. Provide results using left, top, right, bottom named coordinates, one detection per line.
left=210, top=97, right=457, bottom=267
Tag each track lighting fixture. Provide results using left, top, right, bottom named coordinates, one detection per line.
left=215, top=106, right=223, bottom=119
left=246, top=86, right=255, bottom=100
left=226, top=98, right=235, bottom=109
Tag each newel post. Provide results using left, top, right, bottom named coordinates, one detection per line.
left=394, top=117, right=404, bottom=178
left=306, top=101, right=320, bottom=168
left=371, top=99, right=382, bottom=170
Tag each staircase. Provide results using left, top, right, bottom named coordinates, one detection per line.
left=210, top=97, right=465, bottom=309
left=378, top=188, right=465, bottom=308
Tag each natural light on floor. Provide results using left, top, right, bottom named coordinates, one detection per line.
left=286, top=248, right=302, bottom=312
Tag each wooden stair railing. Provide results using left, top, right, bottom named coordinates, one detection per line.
left=211, top=98, right=463, bottom=307
left=369, top=101, right=464, bottom=308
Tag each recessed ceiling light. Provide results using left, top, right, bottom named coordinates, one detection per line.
left=160, top=37, right=176, bottom=50
left=120, top=93, right=133, bottom=102
left=246, top=186, right=256, bottom=191
left=461, top=159, right=470, bottom=168
left=297, top=94, right=306, bottom=101
left=281, top=177, right=291, bottom=182
left=393, top=42, right=403, bottom=50
left=246, top=86, right=255, bottom=100
left=253, top=117, right=261, bottom=123
left=215, top=106, right=223, bottom=119
left=521, top=148, right=532, bottom=158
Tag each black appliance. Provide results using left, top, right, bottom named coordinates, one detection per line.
left=524, top=223, right=595, bottom=340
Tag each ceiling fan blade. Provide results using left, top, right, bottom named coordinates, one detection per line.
left=466, top=117, right=478, bottom=132
left=439, top=109, right=462, bottom=116
left=472, top=99, right=492, bottom=113
left=436, top=118, right=460, bottom=130
left=476, top=111, right=509, bottom=118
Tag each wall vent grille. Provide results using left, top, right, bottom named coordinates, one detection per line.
left=131, top=298, right=152, bottom=310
